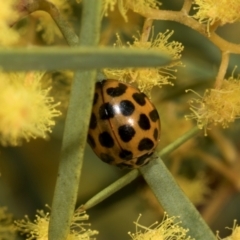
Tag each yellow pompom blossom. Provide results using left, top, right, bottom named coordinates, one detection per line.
left=104, top=31, right=183, bottom=96
left=0, top=1, right=19, bottom=46
left=32, top=0, right=71, bottom=44
left=185, top=77, right=240, bottom=135
left=129, top=213, right=194, bottom=240
left=0, top=207, right=16, bottom=240
left=231, top=224, right=240, bottom=240
left=42, top=71, right=73, bottom=116
left=176, top=174, right=211, bottom=206
left=217, top=220, right=240, bottom=240
left=102, top=0, right=118, bottom=15
left=194, top=0, right=240, bottom=28
left=15, top=209, right=98, bottom=240
left=102, top=0, right=160, bottom=21
left=0, top=72, right=61, bottom=146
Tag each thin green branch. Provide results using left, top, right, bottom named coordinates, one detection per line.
left=159, top=126, right=199, bottom=159
left=48, top=1, right=101, bottom=240
left=82, top=170, right=140, bottom=210
left=140, top=18, right=154, bottom=42
left=80, top=126, right=200, bottom=211
left=0, top=47, right=171, bottom=71
left=140, top=158, right=216, bottom=240
left=181, top=0, right=192, bottom=14
left=214, top=51, right=229, bottom=89
left=126, top=5, right=240, bottom=53
left=17, top=0, right=79, bottom=46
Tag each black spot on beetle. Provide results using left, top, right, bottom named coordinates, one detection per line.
left=132, top=92, right=146, bottom=106
left=136, top=152, right=153, bottom=165
left=101, top=80, right=107, bottom=84
left=149, top=109, right=159, bottom=122
left=138, top=114, right=150, bottom=130
left=120, top=100, right=135, bottom=116
left=100, top=153, right=115, bottom=163
left=93, top=93, right=98, bottom=105
left=95, top=81, right=102, bottom=89
left=118, top=125, right=136, bottom=142
left=106, top=83, right=127, bottom=97
left=99, top=132, right=114, bottom=148
left=99, top=103, right=115, bottom=119
left=89, top=113, right=97, bottom=129
left=87, top=134, right=96, bottom=148
left=119, top=149, right=133, bottom=160
left=138, top=138, right=154, bottom=151
left=153, top=128, right=158, bottom=141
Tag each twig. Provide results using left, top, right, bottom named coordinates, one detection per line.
left=209, top=128, right=237, bottom=164
left=81, top=170, right=140, bottom=210
left=160, top=126, right=199, bottom=159
left=16, top=0, right=79, bottom=46
left=214, top=51, right=230, bottom=89
left=140, top=157, right=216, bottom=240
left=0, top=47, right=171, bottom=71
left=126, top=4, right=240, bottom=53
left=140, top=18, right=153, bottom=42
left=48, top=1, right=101, bottom=240
left=181, top=0, right=192, bottom=14
left=201, top=183, right=235, bottom=224
left=195, top=150, right=240, bottom=190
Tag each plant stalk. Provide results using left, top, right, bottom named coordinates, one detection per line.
left=48, top=1, right=101, bottom=239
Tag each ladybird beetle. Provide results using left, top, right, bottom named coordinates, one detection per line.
left=87, top=79, right=161, bottom=169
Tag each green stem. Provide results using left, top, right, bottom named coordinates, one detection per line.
left=126, top=5, right=240, bottom=53
left=82, top=170, right=140, bottom=210
left=0, top=47, right=170, bottom=71
left=159, top=126, right=199, bottom=159
left=18, top=0, right=79, bottom=46
left=140, top=157, right=216, bottom=240
left=214, top=51, right=229, bottom=89
left=48, top=1, right=101, bottom=240
left=181, top=0, right=192, bottom=14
